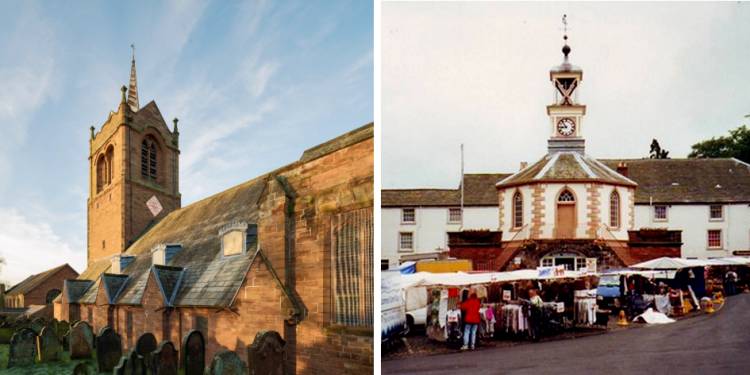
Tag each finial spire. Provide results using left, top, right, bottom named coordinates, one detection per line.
left=561, top=14, right=571, bottom=60
left=127, top=44, right=140, bottom=112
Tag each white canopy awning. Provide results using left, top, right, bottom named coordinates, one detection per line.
left=399, top=269, right=585, bottom=289
left=631, top=256, right=750, bottom=270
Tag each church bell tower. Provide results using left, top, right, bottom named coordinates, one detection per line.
left=87, top=47, right=181, bottom=265
left=547, top=15, right=586, bottom=154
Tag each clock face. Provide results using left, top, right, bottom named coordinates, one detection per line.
left=557, top=118, right=576, bottom=136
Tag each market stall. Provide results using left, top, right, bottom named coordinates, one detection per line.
left=401, top=267, right=602, bottom=348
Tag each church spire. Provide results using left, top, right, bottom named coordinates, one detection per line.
left=127, top=44, right=139, bottom=112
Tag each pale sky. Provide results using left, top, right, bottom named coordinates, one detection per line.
left=0, top=1, right=372, bottom=285
left=382, top=2, right=750, bottom=188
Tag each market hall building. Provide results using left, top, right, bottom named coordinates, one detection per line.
left=53, top=57, right=374, bottom=374
left=382, top=37, right=750, bottom=271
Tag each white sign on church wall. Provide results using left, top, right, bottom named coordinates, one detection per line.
left=146, top=195, right=163, bottom=217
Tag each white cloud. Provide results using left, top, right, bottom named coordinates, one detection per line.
left=382, top=2, right=750, bottom=188
left=0, top=208, right=85, bottom=286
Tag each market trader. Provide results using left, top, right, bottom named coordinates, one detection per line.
left=460, top=292, right=481, bottom=350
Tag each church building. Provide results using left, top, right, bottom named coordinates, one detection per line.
left=55, top=53, right=373, bottom=374
left=382, top=32, right=750, bottom=271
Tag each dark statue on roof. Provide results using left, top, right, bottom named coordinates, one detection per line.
left=649, top=139, right=670, bottom=159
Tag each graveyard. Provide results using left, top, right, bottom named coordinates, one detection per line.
left=0, top=316, right=266, bottom=374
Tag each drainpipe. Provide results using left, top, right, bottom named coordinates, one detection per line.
left=274, top=175, right=299, bottom=375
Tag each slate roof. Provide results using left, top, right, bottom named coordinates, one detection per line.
left=497, top=152, right=636, bottom=188
left=381, top=173, right=511, bottom=207
left=64, top=280, right=94, bottom=303
left=383, top=158, right=750, bottom=207
left=6, top=264, right=78, bottom=297
left=600, top=158, right=750, bottom=204
left=101, top=274, right=129, bottom=304
left=74, top=123, right=373, bottom=308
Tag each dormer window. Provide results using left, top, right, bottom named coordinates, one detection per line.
left=219, top=221, right=257, bottom=257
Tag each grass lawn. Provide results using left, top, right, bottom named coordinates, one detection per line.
left=0, top=343, right=97, bottom=374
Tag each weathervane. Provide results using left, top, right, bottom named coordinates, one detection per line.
left=131, top=43, right=135, bottom=61
left=562, top=14, right=568, bottom=41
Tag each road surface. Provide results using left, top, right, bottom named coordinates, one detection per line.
left=383, top=293, right=750, bottom=374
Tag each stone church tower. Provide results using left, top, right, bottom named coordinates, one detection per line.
left=87, top=50, right=181, bottom=265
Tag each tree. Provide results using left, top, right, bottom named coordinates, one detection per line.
left=689, top=124, right=750, bottom=164
left=649, top=139, right=670, bottom=159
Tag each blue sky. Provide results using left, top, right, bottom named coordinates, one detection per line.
left=0, top=0, right=373, bottom=284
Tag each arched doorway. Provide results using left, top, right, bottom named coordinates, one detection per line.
left=555, top=188, right=576, bottom=239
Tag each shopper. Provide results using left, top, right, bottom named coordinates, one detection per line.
left=725, top=268, right=738, bottom=296
left=460, top=292, right=481, bottom=350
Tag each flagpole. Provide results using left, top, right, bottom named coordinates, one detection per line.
left=460, top=143, right=464, bottom=230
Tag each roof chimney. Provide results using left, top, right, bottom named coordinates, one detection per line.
left=111, top=255, right=135, bottom=274
left=520, top=161, right=528, bottom=171
left=616, top=162, right=629, bottom=177
left=152, top=244, right=182, bottom=266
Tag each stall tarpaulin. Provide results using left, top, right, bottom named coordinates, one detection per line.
left=399, top=269, right=585, bottom=289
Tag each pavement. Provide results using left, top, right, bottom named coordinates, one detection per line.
left=383, top=293, right=750, bottom=375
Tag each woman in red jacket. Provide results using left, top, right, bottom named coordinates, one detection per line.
left=460, top=292, right=481, bottom=350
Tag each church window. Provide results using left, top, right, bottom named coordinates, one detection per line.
left=558, top=190, right=575, bottom=203
left=105, top=146, right=114, bottom=185
left=141, top=137, right=158, bottom=181
left=126, top=311, right=133, bottom=345
left=707, top=230, right=722, bottom=249
left=709, top=205, right=723, bottom=220
left=654, top=205, right=667, bottom=221
left=96, top=155, right=106, bottom=193
left=448, top=208, right=462, bottom=223
left=332, top=208, right=373, bottom=327
left=610, top=190, right=620, bottom=228
left=87, top=307, right=93, bottom=323
left=513, top=191, right=523, bottom=228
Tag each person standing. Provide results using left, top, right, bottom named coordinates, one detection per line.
left=725, top=268, right=738, bottom=296
left=460, top=292, right=481, bottom=350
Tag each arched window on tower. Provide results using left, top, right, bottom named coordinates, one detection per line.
left=610, top=190, right=620, bottom=228
left=141, top=137, right=158, bottom=181
left=105, top=146, right=114, bottom=185
left=513, top=191, right=523, bottom=228
left=96, top=155, right=106, bottom=193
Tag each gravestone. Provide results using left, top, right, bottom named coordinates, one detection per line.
left=57, top=320, right=71, bottom=348
left=95, top=326, right=123, bottom=372
left=135, top=332, right=157, bottom=371
left=208, top=350, right=247, bottom=375
left=72, top=362, right=94, bottom=375
left=30, top=317, right=45, bottom=334
left=8, top=328, right=37, bottom=367
left=69, top=321, right=94, bottom=359
left=36, top=325, right=61, bottom=362
left=153, top=341, right=179, bottom=375
left=113, top=349, right=144, bottom=375
left=181, top=329, right=205, bottom=375
left=247, top=330, right=286, bottom=375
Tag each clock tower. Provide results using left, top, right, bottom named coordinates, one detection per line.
left=547, top=19, right=586, bottom=154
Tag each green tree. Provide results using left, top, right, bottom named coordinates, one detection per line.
left=688, top=123, right=750, bottom=163
left=649, top=139, right=670, bottom=159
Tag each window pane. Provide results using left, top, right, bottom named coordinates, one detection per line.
left=654, top=205, right=667, bottom=220
left=708, top=230, right=721, bottom=248
left=402, top=208, right=415, bottom=222
left=449, top=208, right=462, bottom=223
left=710, top=205, right=722, bottom=219
left=513, top=192, right=523, bottom=228
left=400, top=233, right=413, bottom=249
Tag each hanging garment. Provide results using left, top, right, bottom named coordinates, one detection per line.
left=474, top=285, right=488, bottom=299
left=448, top=288, right=459, bottom=298
left=438, top=289, right=449, bottom=328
